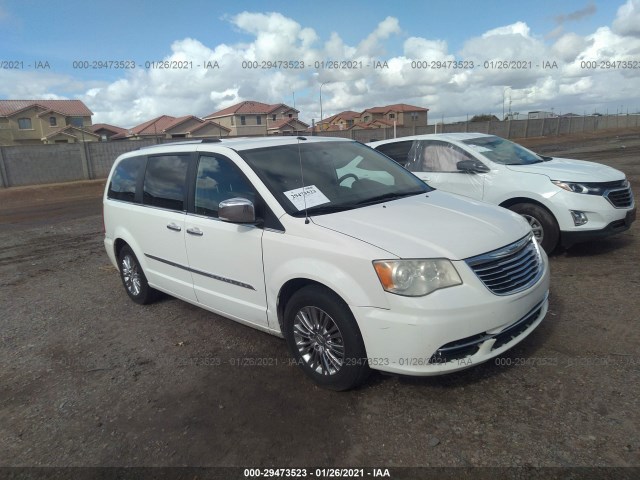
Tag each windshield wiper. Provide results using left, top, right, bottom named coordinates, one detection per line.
left=297, top=204, right=357, bottom=216
left=355, top=190, right=425, bottom=206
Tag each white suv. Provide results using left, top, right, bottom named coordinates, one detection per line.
left=369, top=134, right=636, bottom=252
left=104, top=137, right=550, bottom=390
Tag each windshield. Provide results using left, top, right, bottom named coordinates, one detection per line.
left=463, top=136, right=543, bottom=165
left=239, top=141, right=431, bottom=216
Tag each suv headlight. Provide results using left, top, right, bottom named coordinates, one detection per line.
left=551, top=180, right=614, bottom=195
left=373, top=259, right=462, bottom=296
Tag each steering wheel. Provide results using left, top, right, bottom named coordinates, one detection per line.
left=338, top=173, right=359, bottom=185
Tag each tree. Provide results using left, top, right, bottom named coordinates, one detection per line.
left=470, top=114, right=500, bottom=122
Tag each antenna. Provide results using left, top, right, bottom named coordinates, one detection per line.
left=296, top=136, right=310, bottom=224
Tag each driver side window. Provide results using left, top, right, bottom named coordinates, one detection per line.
left=194, top=155, right=256, bottom=218
left=419, top=141, right=474, bottom=172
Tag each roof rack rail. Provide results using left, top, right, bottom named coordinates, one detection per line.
left=139, top=138, right=222, bottom=150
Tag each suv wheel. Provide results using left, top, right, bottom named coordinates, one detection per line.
left=508, top=203, right=559, bottom=253
left=118, top=245, right=159, bottom=304
left=284, top=285, right=370, bottom=391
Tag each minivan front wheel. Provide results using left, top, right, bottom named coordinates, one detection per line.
left=508, top=203, right=559, bottom=253
left=283, top=286, right=370, bottom=391
left=118, top=245, right=158, bottom=304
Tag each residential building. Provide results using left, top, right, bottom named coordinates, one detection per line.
left=204, top=101, right=309, bottom=136
left=111, top=115, right=230, bottom=140
left=317, top=104, right=428, bottom=132
left=0, top=99, right=94, bottom=145
left=90, top=123, right=127, bottom=141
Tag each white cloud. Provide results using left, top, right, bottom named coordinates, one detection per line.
left=612, top=0, right=640, bottom=36
left=8, top=7, right=636, bottom=127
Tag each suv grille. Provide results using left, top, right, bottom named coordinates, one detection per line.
left=465, top=234, right=543, bottom=296
left=605, top=187, right=634, bottom=208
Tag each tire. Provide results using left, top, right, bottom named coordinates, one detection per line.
left=117, top=245, right=159, bottom=305
left=508, top=203, right=559, bottom=253
left=283, top=285, right=370, bottom=391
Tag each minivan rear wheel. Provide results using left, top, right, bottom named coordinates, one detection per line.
left=508, top=203, right=559, bottom=253
left=283, top=285, right=370, bottom=391
left=118, top=245, right=159, bottom=304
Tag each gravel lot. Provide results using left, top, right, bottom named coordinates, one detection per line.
left=0, top=132, right=639, bottom=475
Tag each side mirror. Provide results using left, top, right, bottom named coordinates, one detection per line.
left=218, top=197, right=255, bottom=223
left=457, top=159, right=490, bottom=174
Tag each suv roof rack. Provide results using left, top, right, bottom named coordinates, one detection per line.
left=139, top=138, right=222, bottom=150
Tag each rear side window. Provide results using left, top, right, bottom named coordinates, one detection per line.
left=108, top=156, right=144, bottom=202
left=375, top=141, right=414, bottom=166
left=143, top=155, right=190, bottom=211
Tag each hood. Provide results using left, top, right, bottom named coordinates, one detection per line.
left=506, top=157, right=625, bottom=182
left=310, top=191, right=530, bottom=260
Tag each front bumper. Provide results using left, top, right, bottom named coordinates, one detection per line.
left=351, top=257, right=550, bottom=376
left=561, top=207, right=636, bottom=247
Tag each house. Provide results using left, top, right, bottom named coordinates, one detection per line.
left=317, top=111, right=360, bottom=131
left=204, top=101, right=309, bottom=136
left=110, top=115, right=230, bottom=140
left=317, top=104, right=428, bottom=132
left=358, top=104, right=428, bottom=127
left=90, top=123, right=127, bottom=141
left=0, top=99, right=94, bottom=145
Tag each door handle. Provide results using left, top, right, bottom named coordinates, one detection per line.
left=186, top=227, right=204, bottom=236
left=166, top=223, right=182, bottom=232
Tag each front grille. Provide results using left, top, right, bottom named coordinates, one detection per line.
left=429, top=297, right=546, bottom=364
left=605, top=187, right=634, bottom=208
left=465, top=234, right=543, bottom=296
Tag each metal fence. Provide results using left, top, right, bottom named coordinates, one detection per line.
left=1, top=114, right=639, bottom=188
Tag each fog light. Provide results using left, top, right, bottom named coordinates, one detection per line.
left=570, top=210, right=588, bottom=226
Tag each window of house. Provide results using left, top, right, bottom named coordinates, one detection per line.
left=49, top=117, right=57, bottom=126
left=288, top=113, right=293, bottom=118
left=231, top=116, right=234, bottom=126
left=18, top=118, right=32, bottom=129
left=389, top=114, right=395, bottom=119
left=70, top=117, right=84, bottom=127
left=411, top=112, right=419, bottom=120
left=272, top=114, right=276, bottom=121
left=240, top=116, right=246, bottom=125
left=194, top=155, right=256, bottom=218
left=143, top=155, right=190, bottom=211
left=108, top=156, right=145, bottom=203
left=256, top=116, right=261, bottom=125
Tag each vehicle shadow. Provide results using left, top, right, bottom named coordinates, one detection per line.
left=556, top=233, right=634, bottom=258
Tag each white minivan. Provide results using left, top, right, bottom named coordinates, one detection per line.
left=369, top=134, right=636, bottom=252
left=104, top=137, right=550, bottom=390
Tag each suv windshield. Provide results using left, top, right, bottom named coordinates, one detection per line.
left=463, top=136, right=543, bottom=165
left=240, top=141, right=431, bottom=216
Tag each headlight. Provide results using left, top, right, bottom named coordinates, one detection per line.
left=373, top=259, right=462, bottom=296
left=551, top=180, right=593, bottom=194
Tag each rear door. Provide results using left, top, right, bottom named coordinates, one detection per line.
left=184, top=153, right=268, bottom=328
left=133, top=153, right=196, bottom=302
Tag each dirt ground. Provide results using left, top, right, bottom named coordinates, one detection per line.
left=0, top=131, right=639, bottom=475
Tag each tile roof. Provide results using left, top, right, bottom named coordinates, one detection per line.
left=89, top=123, right=126, bottom=134
left=266, top=118, right=309, bottom=131
left=189, top=120, right=231, bottom=134
left=364, top=103, right=429, bottom=114
left=43, top=126, right=100, bottom=140
left=205, top=101, right=297, bottom=118
left=0, top=99, right=93, bottom=117
left=129, top=115, right=177, bottom=135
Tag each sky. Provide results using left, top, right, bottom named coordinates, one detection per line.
left=1, top=0, right=639, bottom=127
